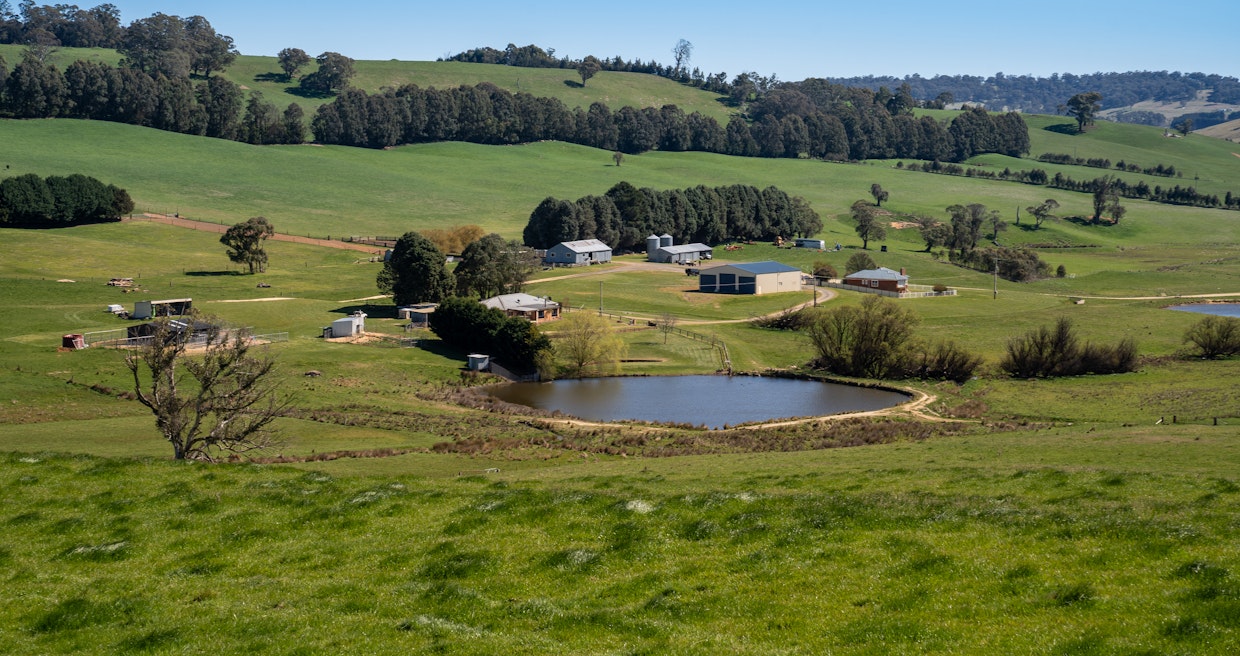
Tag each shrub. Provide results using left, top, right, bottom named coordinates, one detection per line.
left=932, top=284, right=948, bottom=293
left=903, top=340, right=984, bottom=383
left=1001, top=318, right=1138, bottom=377
left=1056, top=264, right=1067, bottom=278
left=807, top=296, right=918, bottom=378
left=1183, top=315, right=1240, bottom=358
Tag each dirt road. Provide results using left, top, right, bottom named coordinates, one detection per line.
left=124, top=214, right=386, bottom=254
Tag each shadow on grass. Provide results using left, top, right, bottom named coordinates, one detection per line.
left=416, top=337, right=464, bottom=362
left=1043, top=123, right=1083, bottom=135
left=185, top=271, right=244, bottom=277
left=330, top=304, right=396, bottom=318
left=285, top=85, right=335, bottom=100
left=253, top=72, right=288, bottom=84
left=563, top=80, right=584, bottom=89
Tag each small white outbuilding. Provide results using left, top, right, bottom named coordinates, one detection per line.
left=330, top=311, right=367, bottom=338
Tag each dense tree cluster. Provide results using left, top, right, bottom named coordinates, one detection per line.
left=0, top=55, right=304, bottom=144
left=454, top=233, right=539, bottom=299
left=377, top=231, right=454, bottom=306
left=0, top=172, right=132, bottom=225
left=429, top=296, right=552, bottom=374
left=309, top=81, right=1029, bottom=163
left=522, top=182, right=821, bottom=251
left=0, top=2, right=123, bottom=48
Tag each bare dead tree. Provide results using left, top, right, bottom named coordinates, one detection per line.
left=659, top=312, right=678, bottom=344
left=126, top=317, right=288, bottom=461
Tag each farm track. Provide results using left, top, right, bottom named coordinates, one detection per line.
left=124, top=214, right=386, bottom=254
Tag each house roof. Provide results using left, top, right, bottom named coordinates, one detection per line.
left=481, top=293, right=561, bottom=313
left=554, top=239, right=612, bottom=253
left=713, top=261, right=801, bottom=275
left=846, top=267, right=908, bottom=281
left=657, top=243, right=713, bottom=254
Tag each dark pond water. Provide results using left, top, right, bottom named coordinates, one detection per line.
left=1168, top=303, right=1240, bottom=317
left=488, top=375, right=909, bottom=429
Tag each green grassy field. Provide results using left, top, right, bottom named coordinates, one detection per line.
left=2, top=75, right=1240, bottom=652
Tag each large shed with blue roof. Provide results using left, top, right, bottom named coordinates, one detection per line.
left=698, top=261, right=803, bottom=295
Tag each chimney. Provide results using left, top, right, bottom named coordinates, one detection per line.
left=900, top=268, right=906, bottom=276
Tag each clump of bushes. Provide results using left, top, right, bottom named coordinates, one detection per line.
left=1000, top=318, right=1137, bottom=377
left=951, top=246, right=1050, bottom=282
left=1183, top=315, right=1240, bottom=358
left=806, top=296, right=983, bottom=382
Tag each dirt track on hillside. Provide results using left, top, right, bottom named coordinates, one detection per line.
left=123, top=214, right=385, bottom=254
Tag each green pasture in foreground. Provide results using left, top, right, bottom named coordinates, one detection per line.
left=2, top=433, right=1238, bottom=654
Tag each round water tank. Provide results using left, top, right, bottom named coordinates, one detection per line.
left=660, top=233, right=673, bottom=248
left=646, top=235, right=660, bottom=254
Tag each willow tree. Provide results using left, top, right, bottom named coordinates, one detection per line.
left=555, top=311, right=626, bottom=377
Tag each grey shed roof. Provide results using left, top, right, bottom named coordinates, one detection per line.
left=481, top=293, right=561, bottom=313
left=555, top=239, right=612, bottom=253
left=658, top=243, right=713, bottom=254
left=847, top=267, right=907, bottom=281
left=728, top=261, right=801, bottom=274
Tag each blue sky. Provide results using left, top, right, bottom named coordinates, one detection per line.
left=104, top=1, right=1237, bottom=81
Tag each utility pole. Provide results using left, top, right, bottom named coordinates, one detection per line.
left=993, top=256, right=999, bottom=299
left=598, top=281, right=603, bottom=316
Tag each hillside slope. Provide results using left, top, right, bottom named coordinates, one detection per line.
left=0, top=45, right=734, bottom=121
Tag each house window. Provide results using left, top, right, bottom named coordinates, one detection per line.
left=871, top=280, right=878, bottom=287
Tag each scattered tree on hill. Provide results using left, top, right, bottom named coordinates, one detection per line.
left=1026, top=198, right=1060, bottom=230
left=913, top=215, right=952, bottom=252
left=378, top=231, right=454, bottom=305
left=277, top=47, right=310, bottom=80
left=1177, top=117, right=1193, bottom=136
left=1183, top=315, right=1240, bottom=359
left=844, top=251, right=877, bottom=275
left=126, top=316, right=287, bottom=461
left=454, top=233, right=539, bottom=299
left=988, top=211, right=1008, bottom=240
left=612, top=151, right=623, bottom=167
left=1066, top=91, right=1102, bottom=133
left=299, top=51, right=355, bottom=95
left=851, top=199, right=885, bottom=250
left=671, top=39, right=693, bottom=75
left=220, top=216, right=274, bottom=274
left=576, top=55, right=601, bottom=86
left=946, top=203, right=994, bottom=251
left=1091, top=176, right=1121, bottom=223
left=183, top=15, right=236, bottom=77
left=555, top=310, right=626, bottom=377
left=869, top=183, right=888, bottom=207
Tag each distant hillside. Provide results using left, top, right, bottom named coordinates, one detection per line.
left=825, top=71, right=1240, bottom=121
left=1196, top=117, right=1240, bottom=143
